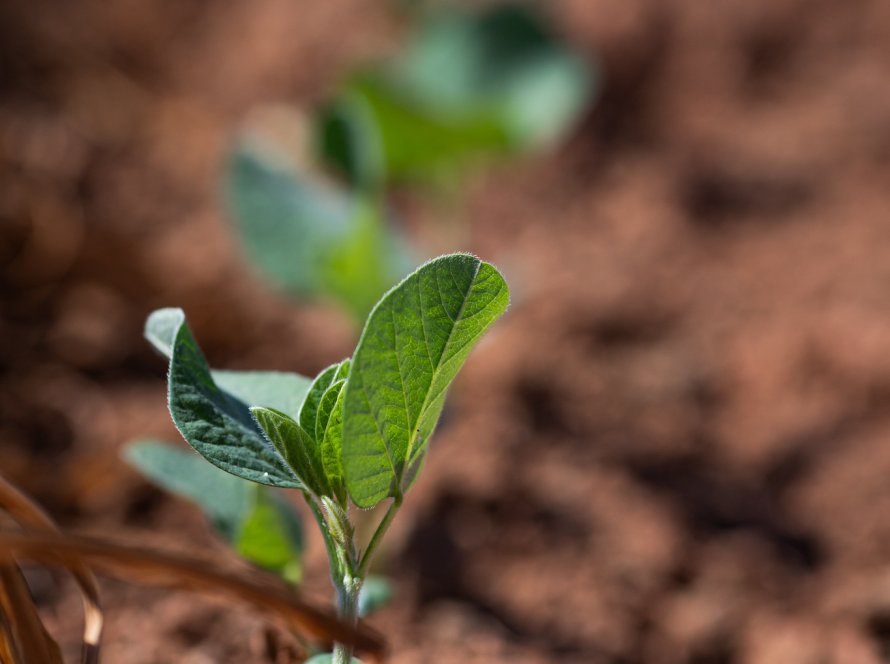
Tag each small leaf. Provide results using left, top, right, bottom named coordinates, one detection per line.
left=125, top=441, right=304, bottom=580
left=334, top=359, right=351, bottom=382
left=236, top=489, right=304, bottom=583
left=394, top=4, right=596, bottom=150
left=321, top=383, right=348, bottom=505
left=152, top=308, right=302, bottom=488
left=324, top=75, right=509, bottom=188
left=358, top=576, right=393, bottom=617
left=251, top=407, right=330, bottom=497
left=342, top=253, right=509, bottom=508
left=300, top=363, right=341, bottom=437
left=315, top=378, right=346, bottom=444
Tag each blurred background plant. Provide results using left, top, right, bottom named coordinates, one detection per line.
left=225, top=1, right=597, bottom=322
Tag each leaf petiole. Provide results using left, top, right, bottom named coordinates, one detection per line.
left=357, top=495, right=402, bottom=579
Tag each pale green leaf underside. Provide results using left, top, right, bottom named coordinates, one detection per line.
left=150, top=308, right=303, bottom=488
left=213, top=370, right=311, bottom=420
left=342, top=253, right=509, bottom=507
left=124, top=440, right=303, bottom=578
left=124, top=439, right=251, bottom=540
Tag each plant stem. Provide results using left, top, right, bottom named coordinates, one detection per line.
left=306, top=497, right=340, bottom=585
left=319, top=494, right=402, bottom=662
left=357, top=495, right=402, bottom=578
left=332, top=574, right=361, bottom=664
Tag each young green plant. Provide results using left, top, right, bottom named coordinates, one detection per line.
left=138, top=253, right=508, bottom=663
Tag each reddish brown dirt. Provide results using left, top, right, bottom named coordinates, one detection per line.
left=3, top=0, right=890, bottom=662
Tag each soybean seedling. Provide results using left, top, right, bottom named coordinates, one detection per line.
left=132, top=253, right=509, bottom=662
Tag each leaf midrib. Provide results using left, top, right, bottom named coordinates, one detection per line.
left=402, top=259, right=480, bottom=469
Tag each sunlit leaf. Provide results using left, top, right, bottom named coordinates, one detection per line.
left=342, top=253, right=509, bottom=507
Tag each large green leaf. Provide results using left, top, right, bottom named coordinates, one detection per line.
left=124, top=440, right=303, bottom=579
left=342, top=253, right=509, bottom=507
left=146, top=308, right=302, bottom=488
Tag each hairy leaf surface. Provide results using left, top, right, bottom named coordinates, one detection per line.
left=146, top=308, right=301, bottom=488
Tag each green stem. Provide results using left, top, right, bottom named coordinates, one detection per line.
left=306, top=496, right=340, bottom=585
left=332, top=574, right=361, bottom=664
left=357, top=495, right=402, bottom=578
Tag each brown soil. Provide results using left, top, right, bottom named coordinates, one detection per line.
left=3, top=0, right=890, bottom=662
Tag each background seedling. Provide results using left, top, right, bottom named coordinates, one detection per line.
left=128, top=253, right=509, bottom=662
left=319, top=2, right=597, bottom=189
left=224, top=1, right=592, bottom=323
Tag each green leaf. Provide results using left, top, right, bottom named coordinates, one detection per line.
left=318, top=5, right=595, bottom=190
left=315, top=379, right=346, bottom=444
left=212, top=370, right=311, bottom=420
left=299, top=363, right=341, bottom=437
left=225, top=138, right=412, bottom=320
left=394, top=4, right=596, bottom=150
left=322, top=75, right=510, bottom=188
left=146, top=309, right=312, bottom=417
left=319, top=380, right=348, bottom=505
left=124, top=440, right=304, bottom=580
left=124, top=440, right=251, bottom=541
left=226, top=142, right=351, bottom=294
left=358, top=575, right=393, bottom=617
left=342, top=253, right=509, bottom=508
left=144, top=307, right=183, bottom=359
left=235, top=489, right=304, bottom=583
left=149, top=308, right=302, bottom=488
left=251, top=407, right=330, bottom=498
